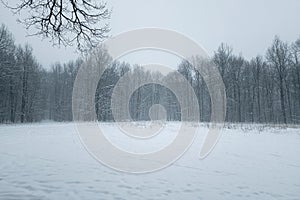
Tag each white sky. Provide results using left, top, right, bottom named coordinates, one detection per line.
left=1, top=0, right=300, bottom=69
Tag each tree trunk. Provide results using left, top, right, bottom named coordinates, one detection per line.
left=21, top=65, right=28, bottom=123
left=9, top=78, right=15, bottom=123
left=279, top=76, right=287, bottom=124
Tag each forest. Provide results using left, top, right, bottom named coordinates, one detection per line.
left=1, top=23, right=300, bottom=124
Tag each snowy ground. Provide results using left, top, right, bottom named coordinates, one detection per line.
left=0, top=122, right=300, bottom=200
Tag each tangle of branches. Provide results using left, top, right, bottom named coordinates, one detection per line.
left=2, top=0, right=111, bottom=53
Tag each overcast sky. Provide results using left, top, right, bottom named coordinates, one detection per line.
left=1, top=0, right=300, bottom=69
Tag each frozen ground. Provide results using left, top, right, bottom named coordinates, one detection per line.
left=0, top=122, right=300, bottom=200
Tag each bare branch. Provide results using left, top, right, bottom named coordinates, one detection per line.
left=1, top=0, right=111, bottom=53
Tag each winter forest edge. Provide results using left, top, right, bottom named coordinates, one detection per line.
left=1, top=24, right=300, bottom=124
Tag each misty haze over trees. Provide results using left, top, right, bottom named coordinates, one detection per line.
left=1, top=24, right=300, bottom=124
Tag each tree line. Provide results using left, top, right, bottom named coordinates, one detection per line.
left=0, top=24, right=300, bottom=124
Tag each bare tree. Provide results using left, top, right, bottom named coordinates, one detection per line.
left=266, top=36, right=291, bottom=124
left=2, top=0, right=111, bottom=52
left=0, top=24, right=17, bottom=123
left=213, top=43, right=233, bottom=78
left=291, top=38, right=300, bottom=106
left=250, top=56, right=265, bottom=122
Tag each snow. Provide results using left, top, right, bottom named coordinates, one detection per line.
left=0, top=122, right=300, bottom=200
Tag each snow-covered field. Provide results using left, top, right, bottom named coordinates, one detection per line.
left=0, top=122, right=300, bottom=200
